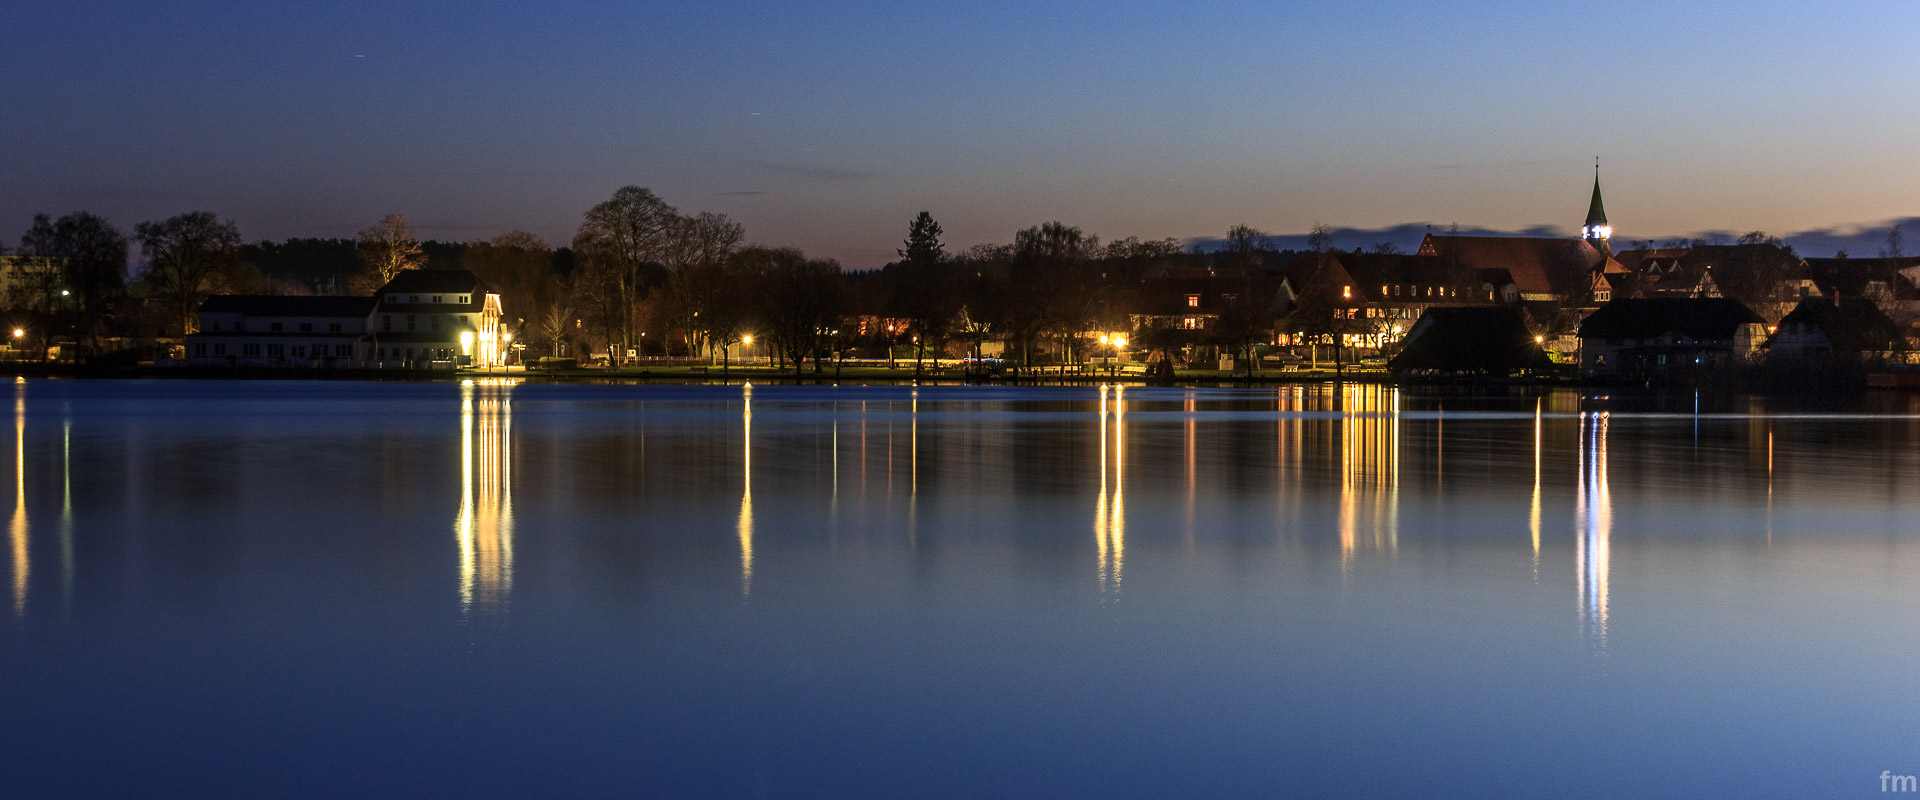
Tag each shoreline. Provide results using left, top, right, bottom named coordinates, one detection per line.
left=0, top=361, right=1889, bottom=393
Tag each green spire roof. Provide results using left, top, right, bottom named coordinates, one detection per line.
left=1584, top=171, right=1608, bottom=228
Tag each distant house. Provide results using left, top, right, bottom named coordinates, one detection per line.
left=1387, top=307, right=1552, bottom=376
left=187, top=295, right=377, bottom=366
left=1415, top=233, right=1603, bottom=304
left=1576, top=297, right=1766, bottom=379
left=185, top=269, right=505, bottom=368
left=1765, top=297, right=1905, bottom=363
left=0, top=255, right=65, bottom=310
left=370, top=270, right=506, bottom=367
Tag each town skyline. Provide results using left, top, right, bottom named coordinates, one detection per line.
left=6, top=0, right=1918, bottom=269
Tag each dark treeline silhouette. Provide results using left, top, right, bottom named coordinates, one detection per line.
left=4, top=188, right=1312, bottom=370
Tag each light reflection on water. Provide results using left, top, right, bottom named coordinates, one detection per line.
left=456, top=381, right=514, bottom=615
left=8, top=379, right=1920, bottom=796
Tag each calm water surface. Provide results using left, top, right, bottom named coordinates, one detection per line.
left=5, top=378, right=1920, bottom=797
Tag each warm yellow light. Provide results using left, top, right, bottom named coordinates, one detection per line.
left=460, top=331, right=475, bottom=356
left=1099, top=334, right=1109, bottom=345
left=1114, top=336, right=1127, bottom=347
left=1390, top=325, right=1401, bottom=335
left=8, top=330, right=19, bottom=339
left=1534, top=335, right=1545, bottom=344
left=502, top=332, right=512, bottom=343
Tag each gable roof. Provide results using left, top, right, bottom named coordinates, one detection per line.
left=1577, top=297, right=1763, bottom=340
left=1417, top=234, right=1600, bottom=297
left=1770, top=297, right=1906, bottom=353
left=197, top=295, right=378, bottom=317
left=1388, top=307, right=1551, bottom=373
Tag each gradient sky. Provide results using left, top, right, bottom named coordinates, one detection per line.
left=5, top=0, right=1918, bottom=268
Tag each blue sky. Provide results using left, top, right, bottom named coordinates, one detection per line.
left=4, top=0, right=1918, bottom=267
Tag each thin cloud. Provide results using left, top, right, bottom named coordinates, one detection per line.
left=744, top=159, right=872, bottom=182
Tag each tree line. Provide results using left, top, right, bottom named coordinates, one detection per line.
left=6, top=188, right=1319, bottom=369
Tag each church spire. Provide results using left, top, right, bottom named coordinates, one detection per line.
left=1583, top=158, right=1611, bottom=244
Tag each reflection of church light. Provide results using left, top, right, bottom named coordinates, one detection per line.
left=1095, top=386, right=1126, bottom=595
left=456, top=382, right=515, bottom=614
left=738, top=383, right=754, bottom=598
left=1577, top=412, right=1611, bottom=646
left=10, top=383, right=26, bottom=617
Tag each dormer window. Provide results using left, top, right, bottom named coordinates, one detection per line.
left=1342, top=285, right=1351, bottom=300
left=1595, top=289, right=1611, bottom=303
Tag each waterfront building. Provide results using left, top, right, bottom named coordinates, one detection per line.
left=184, top=269, right=506, bottom=368
left=1576, top=297, right=1766, bottom=379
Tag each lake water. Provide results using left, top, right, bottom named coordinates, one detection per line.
left=4, top=378, right=1920, bottom=797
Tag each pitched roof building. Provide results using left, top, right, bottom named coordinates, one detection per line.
left=184, top=269, right=506, bottom=368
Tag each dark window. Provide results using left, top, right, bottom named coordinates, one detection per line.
left=266, top=344, right=284, bottom=358
left=382, top=315, right=391, bottom=332
left=299, top=323, right=312, bottom=332
left=214, top=344, right=226, bottom=356
left=270, top=322, right=283, bottom=332
left=430, top=316, right=440, bottom=332
left=336, top=344, right=352, bottom=357
left=459, top=316, right=468, bottom=324
left=432, top=296, right=442, bottom=304
left=194, top=343, right=206, bottom=356
left=407, top=316, right=416, bottom=332
left=209, top=322, right=220, bottom=331
left=243, top=344, right=260, bottom=356
left=410, top=295, right=420, bottom=303
left=329, top=323, right=342, bottom=333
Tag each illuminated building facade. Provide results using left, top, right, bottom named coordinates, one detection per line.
left=184, top=269, right=507, bottom=368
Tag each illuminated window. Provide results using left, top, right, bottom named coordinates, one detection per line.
left=1342, top=285, right=1351, bottom=299
left=1186, top=294, right=1200, bottom=308
left=1595, top=289, right=1611, bottom=302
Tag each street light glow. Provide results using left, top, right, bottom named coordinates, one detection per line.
left=742, top=335, right=753, bottom=345
left=10, top=329, right=20, bottom=339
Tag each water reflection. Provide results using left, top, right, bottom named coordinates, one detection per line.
left=10, top=381, right=25, bottom=617
left=1531, top=398, right=1542, bottom=579
left=1577, top=411, right=1612, bottom=648
left=1338, top=385, right=1401, bottom=571
left=738, top=383, right=753, bottom=598
left=1095, top=385, right=1126, bottom=596
left=457, top=381, right=514, bottom=615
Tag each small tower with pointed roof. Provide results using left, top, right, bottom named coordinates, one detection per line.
left=1582, top=159, right=1611, bottom=252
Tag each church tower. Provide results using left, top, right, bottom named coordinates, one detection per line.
left=1582, top=160, right=1611, bottom=251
